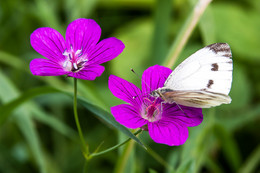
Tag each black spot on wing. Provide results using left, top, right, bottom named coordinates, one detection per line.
left=211, top=63, right=218, bottom=71
left=207, top=80, right=214, bottom=88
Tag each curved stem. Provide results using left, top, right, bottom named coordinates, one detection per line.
left=73, top=78, right=88, bottom=156
left=89, top=129, right=142, bottom=158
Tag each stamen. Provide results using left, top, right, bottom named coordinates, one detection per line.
left=78, top=52, right=83, bottom=57
left=73, top=63, right=78, bottom=70
left=69, top=54, right=72, bottom=60
left=75, top=49, right=82, bottom=56
left=63, top=48, right=67, bottom=55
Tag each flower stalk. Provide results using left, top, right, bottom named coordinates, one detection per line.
left=89, top=129, right=143, bottom=158
left=73, top=78, right=89, bottom=158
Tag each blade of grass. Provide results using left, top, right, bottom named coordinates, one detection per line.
left=114, top=136, right=136, bottom=173
left=213, top=124, right=242, bottom=172
left=163, top=0, right=212, bottom=68
left=199, top=5, right=216, bottom=44
left=0, top=86, right=60, bottom=125
left=238, top=145, right=260, bottom=173
left=0, top=70, right=47, bottom=173
left=151, top=0, right=172, bottom=65
left=0, top=85, right=145, bottom=149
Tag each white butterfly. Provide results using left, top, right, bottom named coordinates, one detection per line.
left=151, top=43, right=233, bottom=108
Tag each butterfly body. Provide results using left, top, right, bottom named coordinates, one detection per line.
left=151, top=43, right=233, bottom=108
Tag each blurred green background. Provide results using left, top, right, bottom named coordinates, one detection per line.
left=0, top=0, right=260, bottom=172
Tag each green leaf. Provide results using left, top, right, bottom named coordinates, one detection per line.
left=30, top=106, right=77, bottom=139
left=0, top=86, right=60, bottom=126
left=220, top=104, right=260, bottom=132
left=77, top=96, right=145, bottom=148
left=213, top=4, right=260, bottom=61
left=213, top=124, right=242, bottom=172
left=238, top=145, right=260, bottom=173
left=0, top=51, right=27, bottom=71
left=0, top=71, right=47, bottom=173
left=0, top=85, right=145, bottom=148
left=149, top=169, right=158, bottom=173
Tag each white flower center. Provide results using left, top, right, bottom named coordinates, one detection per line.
left=62, top=47, right=88, bottom=72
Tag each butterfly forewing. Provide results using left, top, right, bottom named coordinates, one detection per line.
left=157, top=43, right=233, bottom=108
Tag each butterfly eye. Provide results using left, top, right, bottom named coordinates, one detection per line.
left=150, top=90, right=159, bottom=97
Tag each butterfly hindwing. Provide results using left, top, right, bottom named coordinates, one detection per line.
left=160, top=89, right=231, bottom=108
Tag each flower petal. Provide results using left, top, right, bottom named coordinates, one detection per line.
left=142, top=65, right=172, bottom=94
left=67, top=64, right=105, bottom=80
left=30, top=58, right=67, bottom=76
left=111, top=104, right=147, bottom=129
left=30, top=27, right=66, bottom=63
left=163, top=104, right=203, bottom=127
left=148, top=120, right=188, bottom=146
left=108, top=75, right=142, bottom=107
left=65, top=18, right=101, bottom=53
left=88, top=37, right=125, bottom=65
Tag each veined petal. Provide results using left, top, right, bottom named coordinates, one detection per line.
left=142, top=65, right=172, bottom=94
left=67, top=64, right=105, bottom=80
left=111, top=104, right=147, bottom=129
left=65, top=18, right=101, bottom=54
left=108, top=75, right=143, bottom=107
left=30, top=58, right=67, bottom=76
left=162, top=104, right=203, bottom=127
left=148, top=120, right=188, bottom=146
left=88, top=37, right=125, bottom=65
left=30, top=27, right=66, bottom=63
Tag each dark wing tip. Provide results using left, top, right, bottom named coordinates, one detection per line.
left=206, top=43, right=232, bottom=58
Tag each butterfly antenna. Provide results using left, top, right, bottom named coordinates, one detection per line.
left=131, top=68, right=152, bottom=91
left=131, top=68, right=152, bottom=99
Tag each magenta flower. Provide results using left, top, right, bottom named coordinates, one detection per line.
left=108, top=65, right=203, bottom=146
left=30, top=18, right=125, bottom=80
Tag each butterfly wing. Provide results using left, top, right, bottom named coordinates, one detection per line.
left=162, top=43, right=233, bottom=107
left=161, top=90, right=231, bottom=108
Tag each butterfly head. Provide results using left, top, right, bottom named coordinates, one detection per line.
left=150, top=89, right=161, bottom=98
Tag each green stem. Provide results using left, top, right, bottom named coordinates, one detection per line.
left=73, top=78, right=88, bottom=157
left=163, top=0, right=212, bottom=68
left=89, top=129, right=142, bottom=158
